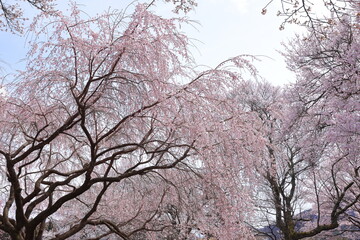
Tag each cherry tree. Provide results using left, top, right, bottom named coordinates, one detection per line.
left=242, top=79, right=359, bottom=240
left=0, top=3, right=265, bottom=240
left=284, top=2, right=360, bottom=234
left=251, top=3, right=360, bottom=239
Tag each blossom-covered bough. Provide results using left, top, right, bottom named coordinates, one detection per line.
left=0, top=3, right=265, bottom=240
left=0, top=0, right=55, bottom=33
left=262, top=0, right=358, bottom=31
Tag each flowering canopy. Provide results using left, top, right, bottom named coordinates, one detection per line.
left=0, top=3, right=265, bottom=240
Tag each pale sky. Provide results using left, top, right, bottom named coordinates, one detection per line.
left=0, top=0, right=304, bottom=85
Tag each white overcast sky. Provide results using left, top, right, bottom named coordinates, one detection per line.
left=0, top=0, right=304, bottom=85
